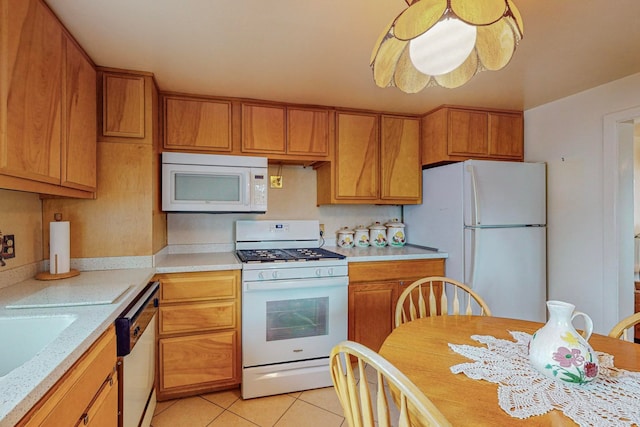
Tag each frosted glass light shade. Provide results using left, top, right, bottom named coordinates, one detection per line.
left=371, top=0, right=524, bottom=93
left=409, top=17, right=477, bottom=76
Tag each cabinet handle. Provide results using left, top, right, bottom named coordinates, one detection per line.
left=82, top=414, right=89, bottom=425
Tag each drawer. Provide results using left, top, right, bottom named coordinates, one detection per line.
left=349, top=259, right=445, bottom=283
left=157, top=271, right=239, bottom=303
left=159, top=301, right=236, bottom=334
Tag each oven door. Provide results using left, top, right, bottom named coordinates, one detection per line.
left=242, top=276, right=348, bottom=367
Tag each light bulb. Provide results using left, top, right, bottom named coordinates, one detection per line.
left=409, top=17, right=477, bottom=76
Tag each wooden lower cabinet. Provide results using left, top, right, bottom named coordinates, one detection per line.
left=159, top=331, right=237, bottom=390
left=17, top=326, right=118, bottom=427
left=348, top=259, right=445, bottom=352
left=155, top=270, right=241, bottom=401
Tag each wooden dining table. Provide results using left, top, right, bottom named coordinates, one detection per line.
left=379, top=316, right=640, bottom=426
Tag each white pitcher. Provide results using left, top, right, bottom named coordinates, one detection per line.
left=528, top=300, right=599, bottom=385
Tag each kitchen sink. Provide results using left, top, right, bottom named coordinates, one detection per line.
left=0, top=314, right=77, bottom=377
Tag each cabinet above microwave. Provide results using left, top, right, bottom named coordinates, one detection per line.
left=161, top=153, right=268, bottom=213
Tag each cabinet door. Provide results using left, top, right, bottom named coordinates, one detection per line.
left=163, top=96, right=232, bottom=152
left=242, top=103, right=285, bottom=154
left=102, top=73, right=145, bottom=138
left=63, top=35, right=96, bottom=191
left=159, top=331, right=238, bottom=391
left=78, top=374, right=118, bottom=427
left=448, top=109, right=488, bottom=156
left=1, top=0, right=62, bottom=185
left=287, top=107, right=329, bottom=157
left=380, top=116, right=421, bottom=202
left=488, top=112, right=524, bottom=159
left=335, top=112, right=379, bottom=200
left=348, top=282, right=397, bottom=351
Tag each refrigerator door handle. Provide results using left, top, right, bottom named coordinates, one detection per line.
left=466, top=164, right=481, bottom=225
left=466, top=227, right=479, bottom=287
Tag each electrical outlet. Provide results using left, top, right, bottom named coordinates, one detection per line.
left=319, top=224, right=325, bottom=237
left=2, top=234, right=15, bottom=259
left=270, top=175, right=283, bottom=189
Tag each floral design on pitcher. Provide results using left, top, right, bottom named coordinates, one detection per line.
left=543, top=341, right=599, bottom=384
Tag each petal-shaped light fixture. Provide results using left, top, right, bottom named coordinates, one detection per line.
left=371, top=0, right=524, bottom=92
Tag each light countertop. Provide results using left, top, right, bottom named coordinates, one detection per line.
left=154, top=251, right=241, bottom=273
left=328, top=244, right=447, bottom=262
left=0, top=269, right=155, bottom=427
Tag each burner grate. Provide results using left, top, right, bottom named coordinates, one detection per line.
left=236, top=247, right=345, bottom=263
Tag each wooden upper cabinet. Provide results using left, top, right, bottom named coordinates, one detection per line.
left=317, top=111, right=421, bottom=205
left=448, top=109, right=488, bottom=156
left=421, top=106, right=524, bottom=166
left=241, top=103, right=286, bottom=154
left=163, top=96, right=232, bottom=152
left=335, top=112, right=379, bottom=200
left=380, top=116, right=421, bottom=202
left=489, top=112, right=524, bottom=158
left=287, top=107, right=329, bottom=158
left=102, top=73, right=145, bottom=138
left=1, top=0, right=63, bottom=185
left=62, top=34, right=97, bottom=191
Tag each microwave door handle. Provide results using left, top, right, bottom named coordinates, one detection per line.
left=245, top=172, right=252, bottom=209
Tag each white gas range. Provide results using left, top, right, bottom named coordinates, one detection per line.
left=235, top=220, right=348, bottom=399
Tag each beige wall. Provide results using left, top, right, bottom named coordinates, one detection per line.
left=0, top=189, right=43, bottom=270
left=167, top=164, right=403, bottom=245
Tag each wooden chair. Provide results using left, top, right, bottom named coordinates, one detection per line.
left=330, top=340, right=451, bottom=427
left=608, top=311, right=640, bottom=341
left=395, top=276, right=492, bottom=328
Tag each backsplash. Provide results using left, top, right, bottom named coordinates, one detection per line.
left=167, top=165, right=403, bottom=247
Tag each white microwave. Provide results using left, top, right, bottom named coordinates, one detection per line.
left=161, top=152, right=268, bottom=213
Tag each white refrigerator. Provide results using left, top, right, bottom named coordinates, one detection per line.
left=404, top=160, right=547, bottom=322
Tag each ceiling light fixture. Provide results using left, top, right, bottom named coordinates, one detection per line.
left=370, top=0, right=524, bottom=93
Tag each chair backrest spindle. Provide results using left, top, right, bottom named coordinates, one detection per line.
left=330, top=341, right=452, bottom=427
left=395, top=276, right=492, bottom=328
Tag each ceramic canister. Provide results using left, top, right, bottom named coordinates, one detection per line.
left=528, top=300, right=599, bottom=385
left=354, top=226, right=369, bottom=247
left=385, top=219, right=406, bottom=247
left=369, top=222, right=387, bottom=247
left=337, top=227, right=355, bottom=248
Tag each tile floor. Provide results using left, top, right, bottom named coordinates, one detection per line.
left=150, top=363, right=402, bottom=427
left=151, top=386, right=347, bottom=427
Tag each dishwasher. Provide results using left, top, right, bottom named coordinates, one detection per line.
left=115, top=281, right=159, bottom=427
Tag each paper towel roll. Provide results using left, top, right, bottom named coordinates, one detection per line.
left=50, top=221, right=70, bottom=275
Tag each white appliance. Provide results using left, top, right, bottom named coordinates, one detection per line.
left=115, top=281, right=159, bottom=427
left=161, top=152, right=268, bottom=213
left=403, top=160, right=547, bottom=322
left=235, top=220, right=348, bottom=399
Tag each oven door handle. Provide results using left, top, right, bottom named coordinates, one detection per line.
left=244, top=277, right=348, bottom=292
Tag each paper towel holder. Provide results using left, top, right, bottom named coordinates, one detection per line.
left=35, top=213, right=80, bottom=281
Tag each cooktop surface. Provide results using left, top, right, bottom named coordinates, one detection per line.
left=236, top=247, right=345, bottom=263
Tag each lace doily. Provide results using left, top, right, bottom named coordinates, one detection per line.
left=449, top=332, right=640, bottom=427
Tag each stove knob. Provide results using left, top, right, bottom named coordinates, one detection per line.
left=328, top=268, right=334, bottom=276
left=272, top=271, right=279, bottom=279
left=258, top=272, right=266, bottom=280
left=315, top=268, right=322, bottom=277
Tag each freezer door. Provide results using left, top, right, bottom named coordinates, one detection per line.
left=464, top=160, right=546, bottom=226
left=464, top=226, right=547, bottom=322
